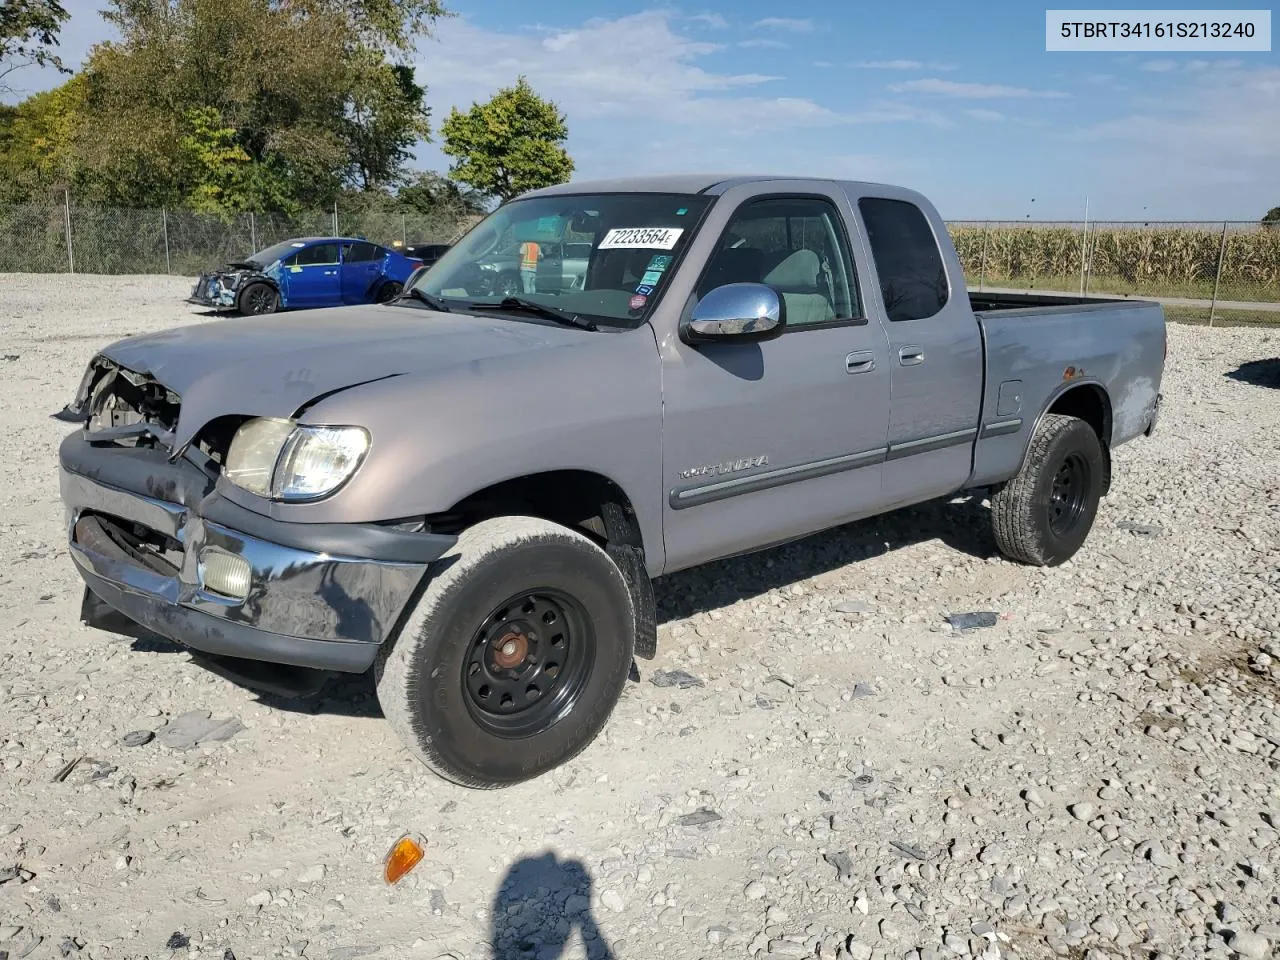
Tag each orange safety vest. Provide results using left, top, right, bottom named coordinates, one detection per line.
left=520, top=242, right=539, bottom=270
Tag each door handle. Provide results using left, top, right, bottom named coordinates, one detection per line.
left=324, top=270, right=337, bottom=276
left=898, top=346, right=924, bottom=366
left=845, top=351, right=876, bottom=374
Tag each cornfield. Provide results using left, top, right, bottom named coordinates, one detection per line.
left=948, top=222, right=1280, bottom=302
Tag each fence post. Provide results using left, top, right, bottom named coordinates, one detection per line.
left=978, top=221, right=990, bottom=292
left=250, top=211, right=257, bottom=252
left=1078, top=219, right=1089, bottom=295
left=333, top=201, right=339, bottom=236
left=64, top=189, right=75, bottom=274
left=401, top=213, right=407, bottom=246
left=162, top=207, right=171, bottom=274
left=1209, top=221, right=1228, bottom=327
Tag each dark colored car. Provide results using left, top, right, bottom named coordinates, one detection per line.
left=187, top=237, right=422, bottom=315
left=401, top=242, right=451, bottom=269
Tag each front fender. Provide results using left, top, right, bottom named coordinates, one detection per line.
left=258, top=324, right=668, bottom=573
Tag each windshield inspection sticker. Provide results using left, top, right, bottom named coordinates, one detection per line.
left=599, top=227, right=684, bottom=250
left=646, top=254, right=673, bottom=272
left=629, top=294, right=648, bottom=310
left=640, top=270, right=664, bottom=286
left=635, top=284, right=654, bottom=296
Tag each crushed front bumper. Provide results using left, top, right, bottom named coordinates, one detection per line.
left=186, top=273, right=239, bottom=311
left=59, top=432, right=456, bottom=673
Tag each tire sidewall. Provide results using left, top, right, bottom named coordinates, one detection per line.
left=238, top=282, right=277, bottom=315
left=388, top=531, right=634, bottom=786
left=1028, top=419, right=1105, bottom=564
left=377, top=281, right=402, bottom=303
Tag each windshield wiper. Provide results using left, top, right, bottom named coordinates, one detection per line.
left=470, top=296, right=597, bottom=331
left=392, top=287, right=452, bottom=312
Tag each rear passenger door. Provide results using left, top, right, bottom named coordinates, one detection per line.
left=855, top=196, right=983, bottom=508
left=341, top=241, right=384, bottom=303
left=659, top=191, right=892, bottom=572
left=284, top=242, right=342, bottom=307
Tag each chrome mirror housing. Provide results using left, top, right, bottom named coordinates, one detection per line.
left=680, top=282, right=785, bottom=344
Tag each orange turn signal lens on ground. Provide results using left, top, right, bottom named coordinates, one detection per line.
left=383, top=833, right=426, bottom=884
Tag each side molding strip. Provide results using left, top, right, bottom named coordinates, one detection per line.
left=669, top=447, right=887, bottom=510
left=981, top=418, right=1023, bottom=438
left=885, top=427, right=978, bottom=461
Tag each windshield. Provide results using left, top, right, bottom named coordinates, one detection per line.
left=244, top=239, right=309, bottom=267
left=411, top=193, right=714, bottom=326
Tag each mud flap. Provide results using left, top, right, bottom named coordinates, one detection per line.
left=601, top=502, right=657, bottom=660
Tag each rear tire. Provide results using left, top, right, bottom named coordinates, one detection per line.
left=375, top=516, right=636, bottom=788
left=991, top=413, right=1106, bottom=567
left=237, top=282, right=278, bottom=315
left=376, top=281, right=402, bottom=303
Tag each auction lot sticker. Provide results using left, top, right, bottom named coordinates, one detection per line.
left=1046, top=9, right=1271, bottom=50
left=599, top=227, right=684, bottom=250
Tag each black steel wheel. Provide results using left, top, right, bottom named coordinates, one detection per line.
left=992, top=412, right=1107, bottom=566
left=1048, top=452, right=1091, bottom=537
left=463, top=589, right=593, bottom=737
left=376, top=281, right=402, bottom=303
left=374, top=516, right=636, bottom=788
left=237, top=282, right=278, bottom=315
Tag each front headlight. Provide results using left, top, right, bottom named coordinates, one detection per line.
left=223, top=418, right=370, bottom=501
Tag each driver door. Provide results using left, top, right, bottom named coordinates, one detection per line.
left=284, top=241, right=341, bottom=307
left=658, top=188, right=892, bottom=572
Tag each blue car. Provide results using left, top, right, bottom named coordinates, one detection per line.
left=187, top=237, right=423, bottom=315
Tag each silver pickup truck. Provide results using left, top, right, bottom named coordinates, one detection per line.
left=56, top=175, right=1165, bottom=788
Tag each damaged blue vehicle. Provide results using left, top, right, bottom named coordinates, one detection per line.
left=187, top=237, right=422, bottom=315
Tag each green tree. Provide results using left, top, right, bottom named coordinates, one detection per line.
left=441, top=76, right=573, bottom=202
left=397, top=170, right=491, bottom=215
left=0, top=0, right=69, bottom=94
left=2, top=0, right=446, bottom=211
left=1263, top=206, right=1280, bottom=230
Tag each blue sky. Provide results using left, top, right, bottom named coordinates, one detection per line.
left=8, top=0, right=1278, bottom=220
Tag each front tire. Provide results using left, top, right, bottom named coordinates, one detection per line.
left=991, top=413, right=1106, bottom=567
left=375, top=516, right=636, bottom=788
left=237, top=282, right=278, bottom=315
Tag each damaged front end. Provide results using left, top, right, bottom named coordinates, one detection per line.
left=54, top=355, right=456, bottom=674
left=186, top=263, right=263, bottom=312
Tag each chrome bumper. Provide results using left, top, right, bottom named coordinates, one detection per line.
left=58, top=439, right=453, bottom=672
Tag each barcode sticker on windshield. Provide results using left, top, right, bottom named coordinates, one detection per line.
left=598, top=227, right=684, bottom=250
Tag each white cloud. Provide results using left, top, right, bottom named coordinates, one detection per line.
left=739, top=39, right=789, bottom=49
left=965, top=108, right=1005, bottom=121
left=1141, top=59, right=1178, bottom=72
left=686, top=12, right=729, bottom=28
left=814, top=60, right=834, bottom=68
left=752, top=17, right=814, bottom=32
left=412, top=11, right=944, bottom=179
left=1079, top=66, right=1280, bottom=212
left=891, top=78, right=1070, bottom=99
left=854, top=60, right=956, bottom=71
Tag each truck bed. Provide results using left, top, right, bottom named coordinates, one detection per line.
left=969, top=290, right=1141, bottom=314
left=966, top=295, right=1166, bottom=489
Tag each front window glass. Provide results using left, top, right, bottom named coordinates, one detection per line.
left=411, top=193, right=714, bottom=326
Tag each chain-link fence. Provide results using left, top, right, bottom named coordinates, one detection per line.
left=0, top=198, right=481, bottom=277
left=951, top=220, right=1280, bottom=326
left=3, top=203, right=1278, bottom=326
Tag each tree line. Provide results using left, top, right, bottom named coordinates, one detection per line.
left=0, top=1, right=574, bottom=219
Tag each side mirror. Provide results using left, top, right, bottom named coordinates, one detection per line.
left=680, top=282, right=785, bottom=345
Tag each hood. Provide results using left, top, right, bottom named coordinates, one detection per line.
left=98, top=305, right=591, bottom=447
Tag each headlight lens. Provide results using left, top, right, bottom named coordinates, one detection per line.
left=224, top=418, right=294, bottom=496
left=275, top=425, right=371, bottom=501
left=223, top=419, right=369, bottom=501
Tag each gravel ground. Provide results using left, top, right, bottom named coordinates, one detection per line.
left=1, top=273, right=1278, bottom=960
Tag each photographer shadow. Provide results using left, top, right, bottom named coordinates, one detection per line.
left=489, top=852, right=614, bottom=960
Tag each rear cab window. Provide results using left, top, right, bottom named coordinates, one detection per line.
left=857, top=197, right=949, bottom=322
